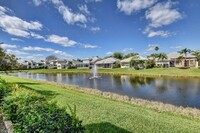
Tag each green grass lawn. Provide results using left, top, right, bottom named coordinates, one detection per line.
left=1, top=75, right=200, bottom=133
left=25, top=68, right=200, bottom=77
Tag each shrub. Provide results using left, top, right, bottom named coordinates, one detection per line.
left=134, top=65, right=140, bottom=70
left=0, top=78, right=12, bottom=101
left=1, top=81, right=85, bottom=133
left=3, top=95, right=85, bottom=133
left=178, top=67, right=190, bottom=69
left=145, top=60, right=155, bottom=69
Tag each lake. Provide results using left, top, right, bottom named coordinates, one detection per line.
left=10, top=72, right=200, bottom=108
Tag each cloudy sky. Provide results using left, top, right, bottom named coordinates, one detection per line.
left=0, top=0, right=200, bottom=61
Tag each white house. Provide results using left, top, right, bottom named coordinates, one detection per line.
left=22, top=60, right=37, bottom=69
left=48, top=59, right=68, bottom=69
left=36, top=60, right=46, bottom=68
left=155, top=52, right=198, bottom=68
left=75, top=57, right=101, bottom=69
left=120, top=55, right=147, bottom=68
left=95, top=57, right=120, bottom=68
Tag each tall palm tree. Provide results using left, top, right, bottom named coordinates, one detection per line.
left=154, top=46, right=159, bottom=52
left=192, top=50, right=200, bottom=65
left=157, top=53, right=168, bottom=67
left=178, top=48, right=191, bottom=67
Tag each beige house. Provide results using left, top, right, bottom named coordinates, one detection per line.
left=156, top=52, right=198, bottom=68
left=95, top=57, right=120, bottom=68
left=120, top=55, right=147, bottom=68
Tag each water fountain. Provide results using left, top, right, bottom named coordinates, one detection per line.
left=89, top=64, right=101, bottom=79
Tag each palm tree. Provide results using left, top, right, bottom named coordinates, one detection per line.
left=178, top=48, right=191, bottom=67
left=154, top=46, right=159, bottom=52
left=157, top=53, right=168, bottom=67
left=192, top=50, right=200, bottom=65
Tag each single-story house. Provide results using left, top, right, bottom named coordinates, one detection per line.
left=95, top=57, right=120, bottom=68
left=36, top=60, right=46, bottom=68
left=155, top=52, right=198, bottom=68
left=48, top=59, right=68, bottom=69
left=120, top=55, right=147, bottom=68
left=75, top=57, right=101, bottom=69
left=22, top=60, right=37, bottom=69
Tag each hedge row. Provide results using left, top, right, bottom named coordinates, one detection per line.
left=0, top=78, right=85, bottom=133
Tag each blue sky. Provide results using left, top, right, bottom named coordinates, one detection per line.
left=0, top=0, right=200, bottom=61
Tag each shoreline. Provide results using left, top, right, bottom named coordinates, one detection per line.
left=3, top=75, right=200, bottom=120
left=24, top=68, right=200, bottom=79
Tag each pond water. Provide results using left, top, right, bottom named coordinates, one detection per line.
left=10, top=72, right=200, bottom=108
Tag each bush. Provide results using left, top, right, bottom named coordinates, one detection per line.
left=134, top=65, right=140, bottom=70
left=0, top=80, right=85, bottom=133
left=178, top=67, right=190, bottom=69
left=145, top=60, right=155, bottom=69
left=113, top=62, right=121, bottom=68
left=0, top=78, right=12, bottom=101
left=3, top=95, right=85, bottom=133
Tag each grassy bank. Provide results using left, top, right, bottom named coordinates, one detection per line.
left=1, top=75, right=200, bottom=132
left=26, top=68, right=200, bottom=78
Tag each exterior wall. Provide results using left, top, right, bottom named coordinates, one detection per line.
left=157, top=58, right=198, bottom=68
left=121, top=63, right=130, bottom=68
left=174, top=59, right=197, bottom=67
left=76, top=64, right=90, bottom=69
left=156, top=61, right=170, bottom=67
left=96, top=63, right=113, bottom=68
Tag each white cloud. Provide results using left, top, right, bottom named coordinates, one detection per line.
left=0, top=6, right=43, bottom=38
left=32, top=0, right=47, bottom=6
left=84, top=44, right=98, bottom=48
left=51, top=0, right=87, bottom=25
left=85, top=0, right=102, bottom=3
left=117, top=0, right=157, bottom=15
left=170, top=45, right=182, bottom=49
left=45, top=34, right=77, bottom=47
left=0, top=43, right=17, bottom=49
left=30, top=32, right=44, bottom=39
left=147, top=30, right=171, bottom=38
left=22, top=46, right=72, bottom=57
left=33, top=0, right=42, bottom=6
left=106, top=51, right=113, bottom=55
left=78, top=5, right=90, bottom=15
left=11, top=38, right=24, bottom=42
left=6, top=49, right=28, bottom=55
left=145, top=1, right=182, bottom=28
left=122, top=48, right=133, bottom=52
left=90, top=27, right=101, bottom=32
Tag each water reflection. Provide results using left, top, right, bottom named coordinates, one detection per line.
left=11, top=72, right=200, bottom=108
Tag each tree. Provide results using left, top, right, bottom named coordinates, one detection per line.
left=157, top=53, right=168, bottom=61
left=192, top=50, right=200, bottom=65
left=45, top=55, right=59, bottom=62
left=154, top=46, right=159, bottom=52
left=123, top=53, right=138, bottom=59
left=0, top=44, right=18, bottom=72
left=178, top=48, right=191, bottom=67
left=113, top=52, right=123, bottom=60
left=157, top=53, right=168, bottom=67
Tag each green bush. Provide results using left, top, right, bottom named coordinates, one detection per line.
left=0, top=78, right=12, bottom=101
left=145, top=60, right=155, bottom=69
left=3, top=95, right=85, bottom=133
left=134, top=65, right=140, bottom=70
left=0, top=79, right=85, bottom=133
left=178, top=67, right=190, bottom=69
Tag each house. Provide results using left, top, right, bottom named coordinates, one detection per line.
left=36, top=60, right=46, bottom=68
left=48, top=59, right=68, bottom=69
left=120, top=55, right=147, bottom=68
left=22, top=60, right=37, bottom=69
left=75, top=57, right=101, bottom=69
left=95, top=57, right=120, bottom=68
left=155, top=52, right=198, bottom=68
